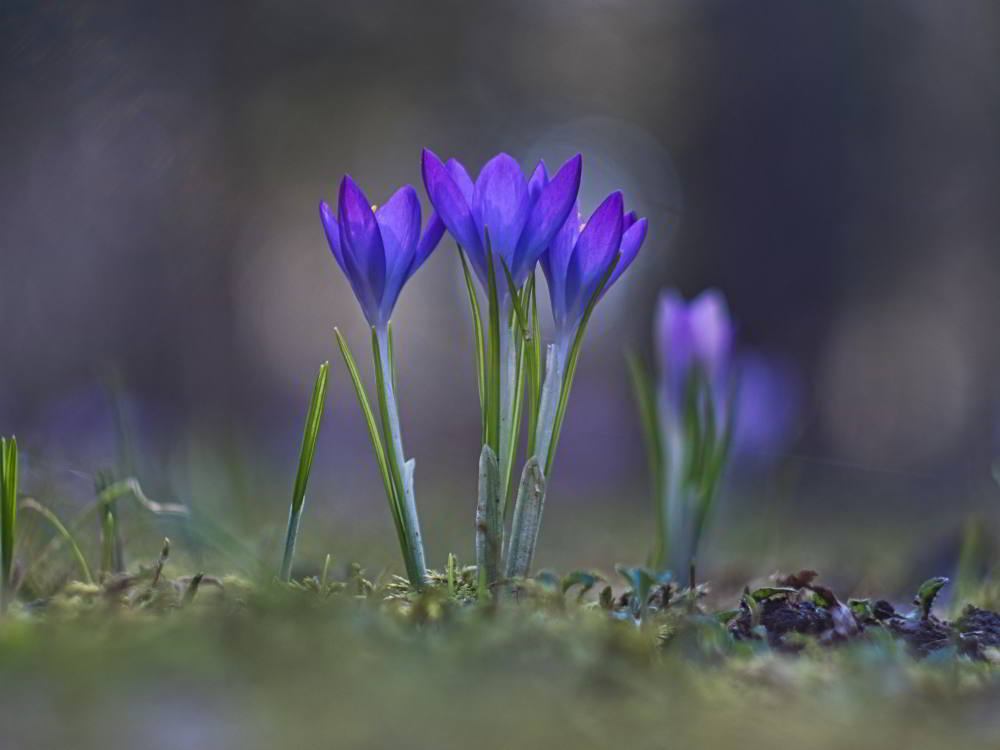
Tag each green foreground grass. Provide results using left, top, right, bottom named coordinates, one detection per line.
left=1, top=567, right=999, bottom=750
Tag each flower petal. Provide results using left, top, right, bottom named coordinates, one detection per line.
left=375, top=185, right=421, bottom=318
left=564, top=191, right=623, bottom=318
left=319, top=200, right=345, bottom=272
left=604, top=216, right=647, bottom=291
left=655, top=290, right=694, bottom=403
left=422, top=149, right=482, bottom=267
left=446, top=158, right=475, bottom=203
left=471, top=152, right=529, bottom=271
left=527, top=160, right=549, bottom=203
left=411, top=210, right=444, bottom=277
left=540, top=201, right=579, bottom=329
left=688, top=289, right=733, bottom=378
left=623, top=210, right=639, bottom=231
left=514, top=154, right=582, bottom=283
left=338, top=176, right=386, bottom=324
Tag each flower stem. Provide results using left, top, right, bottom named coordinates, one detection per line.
left=375, top=326, right=428, bottom=586
left=497, top=312, right=519, bottom=510
left=532, top=335, right=570, bottom=471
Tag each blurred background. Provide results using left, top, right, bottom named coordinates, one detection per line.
left=2, top=0, right=1000, bottom=589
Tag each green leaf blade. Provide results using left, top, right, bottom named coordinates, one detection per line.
left=280, top=361, right=331, bottom=581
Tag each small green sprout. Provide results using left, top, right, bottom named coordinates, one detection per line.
left=914, top=577, right=949, bottom=621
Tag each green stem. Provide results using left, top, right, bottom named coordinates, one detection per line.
left=375, top=326, right=427, bottom=586
left=533, top=337, right=570, bottom=472
left=497, top=311, right=524, bottom=515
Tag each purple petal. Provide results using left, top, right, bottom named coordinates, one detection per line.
left=605, top=216, right=647, bottom=290
left=471, top=153, right=530, bottom=270
left=688, top=289, right=733, bottom=378
left=411, top=210, right=444, bottom=276
left=421, top=149, right=483, bottom=268
left=513, top=154, right=582, bottom=283
left=375, top=185, right=421, bottom=317
left=338, top=176, right=386, bottom=323
left=655, top=290, right=694, bottom=402
left=446, top=158, right=475, bottom=203
left=540, top=201, right=580, bottom=329
left=527, top=160, right=549, bottom=203
left=564, top=191, right=623, bottom=318
left=623, top=211, right=639, bottom=231
left=319, top=200, right=345, bottom=272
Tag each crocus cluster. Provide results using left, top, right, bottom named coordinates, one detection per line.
left=421, top=150, right=582, bottom=292
left=636, top=289, right=799, bottom=575
left=319, top=150, right=648, bottom=588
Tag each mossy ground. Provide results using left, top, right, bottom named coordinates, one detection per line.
left=2, top=564, right=1000, bottom=750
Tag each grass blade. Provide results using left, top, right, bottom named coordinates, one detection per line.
left=334, top=328, right=407, bottom=553
left=457, top=247, right=487, bottom=440
left=0, top=437, right=18, bottom=606
left=500, top=259, right=529, bottom=340
left=525, top=278, right=542, bottom=456
left=484, top=230, right=502, bottom=456
left=280, top=361, right=331, bottom=582
left=20, top=498, right=94, bottom=585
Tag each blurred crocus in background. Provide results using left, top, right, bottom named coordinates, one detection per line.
left=630, top=288, right=802, bottom=575
left=320, top=175, right=444, bottom=586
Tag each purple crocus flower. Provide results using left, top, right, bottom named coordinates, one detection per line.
left=540, top=187, right=648, bottom=336
left=654, top=288, right=734, bottom=418
left=655, top=289, right=800, bottom=459
left=421, top=149, right=582, bottom=290
left=320, top=175, right=444, bottom=328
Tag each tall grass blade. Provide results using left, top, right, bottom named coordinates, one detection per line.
left=0, top=437, right=17, bottom=604
left=334, top=328, right=409, bottom=555
left=280, top=361, right=331, bottom=581
left=457, top=247, right=487, bottom=439
left=526, top=279, right=542, bottom=456
left=484, top=230, right=502, bottom=456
